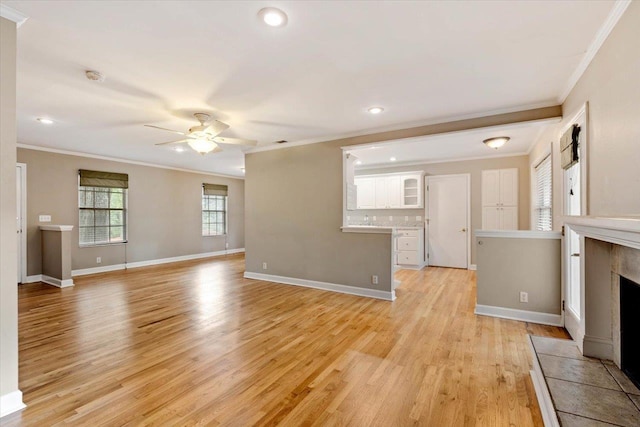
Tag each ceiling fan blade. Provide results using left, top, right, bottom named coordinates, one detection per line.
left=204, top=120, right=230, bottom=137
left=144, top=124, right=187, bottom=136
left=154, top=139, right=189, bottom=146
left=213, top=136, right=258, bottom=147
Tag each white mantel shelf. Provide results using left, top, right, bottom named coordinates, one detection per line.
left=563, top=216, right=640, bottom=250
left=39, top=225, right=74, bottom=232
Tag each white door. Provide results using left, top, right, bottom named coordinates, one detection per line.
left=501, top=206, right=519, bottom=230
left=482, top=207, right=500, bottom=229
left=374, top=177, right=388, bottom=208
left=481, top=170, right=500, bottom=206
left=426, top=175, right=469, bottom=269
left=387, top=176, right=402, bottom=208
left=499, top=169, right=519, bottom=206
left=355, top=178, right=375, bottom=209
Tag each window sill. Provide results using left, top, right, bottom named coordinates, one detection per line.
left=79, top=241, right=128, bottom=248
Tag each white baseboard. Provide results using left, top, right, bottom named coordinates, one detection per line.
left=24, top=274, right=42, bottom=283
left=72, top=248, right=245, bottom=277
left=582, top=335, right=613, bottom=360
left=41, top=275, right=74, bottom=288
left=395, top=261, right=427, bottom=271
left=528, top=336, right=559, bottom=427
left=468, top=264, right=477, bottom=271
left=474, top=304, right=563, bottom=326
left=0, top=389, right=26, bottom=418
left=244, top=272, right=396, bottom=301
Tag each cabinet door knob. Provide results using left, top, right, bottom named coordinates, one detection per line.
left=460, top=228, right=467, bottom=232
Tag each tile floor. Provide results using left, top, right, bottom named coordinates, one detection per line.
left=531, top=336, right=640, bottom=427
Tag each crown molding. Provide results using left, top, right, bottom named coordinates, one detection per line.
left=558, top=0, right=631, bottom=103
left=0, top=4, right=29, bottom=27
left=17, top=143, right=244, bottom=180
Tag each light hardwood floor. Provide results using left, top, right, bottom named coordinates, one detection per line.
left=4, top=254, right=568, bottom=426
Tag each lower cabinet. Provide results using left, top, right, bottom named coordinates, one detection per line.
left=395, top=228, right=425, bottom=269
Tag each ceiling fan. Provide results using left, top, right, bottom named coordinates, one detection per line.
left=145, top=113, right=257, bottom=155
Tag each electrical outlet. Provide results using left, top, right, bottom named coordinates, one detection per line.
left=96, top=257, right=102, bottom=264
left=372, top=275, right=379, bottom=285
left=520, top=291, right=528, bottom=303
left=262, top=262, right=268, bottom=270
left=225, top=242, right=229, bottom=249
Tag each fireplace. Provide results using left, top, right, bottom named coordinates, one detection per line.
left=620, top=276, right=640, bottom=389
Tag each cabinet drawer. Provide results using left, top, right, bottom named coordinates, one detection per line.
left=396, top=229, right=419, bottom=237
left=397, top=237, right=418, bottom=250
left=396, top=251, right=418, bottom=265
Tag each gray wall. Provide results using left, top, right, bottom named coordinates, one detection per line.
left=245, top=107, right=560, bottom=291
left=17, top=148, right=245, bottom=275
left=529, top=1, right=640, bottom=219
left=356, top=155, right=531, bottom=264
left=1, top=16, right=19, bottom=403
left=476, top=236, right=561, bottom=315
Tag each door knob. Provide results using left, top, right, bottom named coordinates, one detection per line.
left=460, top=228, right=467, bottom=232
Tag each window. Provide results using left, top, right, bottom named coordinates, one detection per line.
left=533, top=155, right=552, bottom=231
left=202, top=184, right=228, bottom=236
left=78, top=170, right=128, bottom=246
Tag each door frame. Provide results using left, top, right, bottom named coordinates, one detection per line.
left=17, top=162, right=27, bottom=284
left=425, top=174, right=471, bottom=269
left=561, top=102, right=589, bottom=342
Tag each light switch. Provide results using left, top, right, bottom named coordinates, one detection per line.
left=39, top=215, right=51, bottom=222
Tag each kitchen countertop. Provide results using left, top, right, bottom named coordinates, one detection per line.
left=341, top=225, right=424, bottom=234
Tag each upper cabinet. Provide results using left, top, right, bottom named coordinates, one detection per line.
left=482, top=168, right=518, bottom=229
left=401, top=174, right=422, bottom=208
left=355, top=172, right=423, bottom=210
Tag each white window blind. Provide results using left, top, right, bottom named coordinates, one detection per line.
left=534, top=155, right=552, bottom=231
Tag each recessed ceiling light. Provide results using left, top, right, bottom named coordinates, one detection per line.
left=37, top=118, right=54, bottom=124
left=174, top=147, right=185, bottom=152
left=367, top=107, right=384, bottom=114
left=258, top=7, right=288, bottom=27
left=390, top=157, right=397, bottom=162
left=355, top=160, right=362, bottom=165
left=483, top=136, right=510, bottom=149
left=369, top=146, right=378, bottom=150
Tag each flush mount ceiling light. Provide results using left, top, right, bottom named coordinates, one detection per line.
left=37, top=118, right=54, bottom=124
left=258, top=7, right=288, bottom=27
left=390, top=157, right=397, bottom=162
left=174, top=147, right=185, bottom=152
left=85, top=70, right=105, bottom=82
left=367, top=107, right=384, bottom=114
left=483, top=136, right=510, bottom=149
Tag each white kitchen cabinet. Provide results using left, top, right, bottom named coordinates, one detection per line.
left=375, top=176, right=402, bottom=209
left=401, top=174, right=422, bottom=208
left=355, top=177, right=375, bottom=209
left=395, top=228, right=425, bottom=269
left=481, top=168, right=518, bottom=230
left=355, top=172, right=422, bottom=210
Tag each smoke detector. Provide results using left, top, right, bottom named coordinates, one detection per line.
left=85, top=70, right=105, bottom=82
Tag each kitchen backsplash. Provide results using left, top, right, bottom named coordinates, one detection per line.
left=347, top=214, right=424, bottom=227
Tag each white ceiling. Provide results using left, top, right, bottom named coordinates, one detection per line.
left=348, top=120, right=551, bottom=169
left=6, top=0, right=617, bottom=177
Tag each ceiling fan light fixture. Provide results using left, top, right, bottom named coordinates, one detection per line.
left=188, top=138, right=217, bottom=155
left=483, top=136, right=510, bottom=149
left=258, top=7, right=288, bottom=27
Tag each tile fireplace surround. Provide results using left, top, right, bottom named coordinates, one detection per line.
left=530, top=216, right=640, bottom=426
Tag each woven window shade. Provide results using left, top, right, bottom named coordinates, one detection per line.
left=203, top=183, right=228, bottom=196
left=79, top=169, right=128, bottom=188
left=560, top=125, right=581, bottom=170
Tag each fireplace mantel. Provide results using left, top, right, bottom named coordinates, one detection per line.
left=563, top=216, right=640, bottom=250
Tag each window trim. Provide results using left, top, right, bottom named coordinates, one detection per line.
left=533, top=154, right=553, bottom=231
left=530, top=145, right=553, bottom=231
left=202, top=192, right=228, bottom=237
left=78, top=180, right=129, bottom=247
